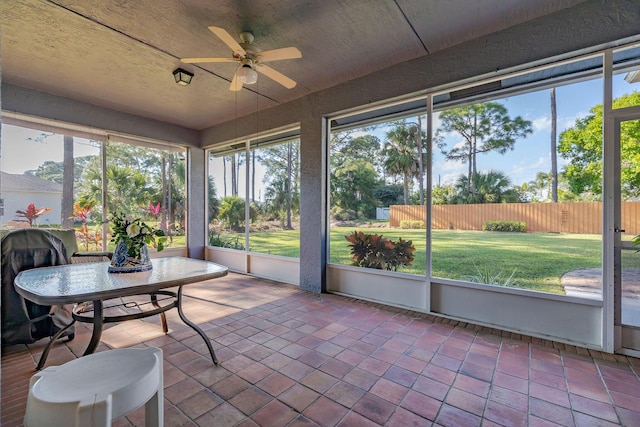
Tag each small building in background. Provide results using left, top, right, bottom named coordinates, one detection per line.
left=0, top=172, right=62, bottom=227
left=376, top=207, right=390, bottom=220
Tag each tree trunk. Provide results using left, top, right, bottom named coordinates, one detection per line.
left=251, top=150, right=256, bottom=202
left=403, top=171, right=409, bottom=205
left=167, top=155, right=173, bottom=240
left=237, top=156, right=241, bottom=196
left=231, top=155, right=237, bottom=196
left=223, top=157, right=227, bottom=197
left=550, top=88, right=558, bottom=202
left=471, top=113, right=477, bottom=194
left=61, top=136, right=74, bottom=229
left=466, top=145, right=473, bottom=193
left=161, top=156, right=167, bottom=233
left=416, top=116, right=424, bottom=205
left=286, top=142, right=292, bottom=229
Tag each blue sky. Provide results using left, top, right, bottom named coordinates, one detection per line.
left=429, top=73, right=639, bottom=188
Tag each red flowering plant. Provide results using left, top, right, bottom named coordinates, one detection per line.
left=71, top=203, right=103, bottom=251
left=15, top=203, right=51, bottom=227
left=148, top=202, right=162, bottom=221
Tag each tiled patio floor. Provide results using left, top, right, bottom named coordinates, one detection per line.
left=3, top=272, right=640, bottom=426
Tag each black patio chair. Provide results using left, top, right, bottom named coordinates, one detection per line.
left=1, top=228, right=76, bottom=347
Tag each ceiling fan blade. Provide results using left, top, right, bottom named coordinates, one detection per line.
left=208, top=26, right=246, bottom=57
left=229, top=71, right=243, bottom=92
left=257, top=47, right=302, bottom=63
left=181, top=57, right=237, bottom=64
left=256, top=64, right=297, bottom=89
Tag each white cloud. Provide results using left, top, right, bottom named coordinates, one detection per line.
left=451, top=139, right=467, bottom=150
left=508, top=157, right=548, bottom=184
left=532, top=116, right=551, bottom=133
left=350, top=129, right=370, bottom=139
left=440, top=158, right=466, bottom=171
left=434, top=156, right=466, bottom=185
left=559, top=111, right=588, bottom=131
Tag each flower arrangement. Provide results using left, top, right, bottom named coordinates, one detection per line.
left=109, top=210, right=167, bottom=260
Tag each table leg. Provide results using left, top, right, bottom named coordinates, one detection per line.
left=83, top=300, right=103, bottom=356
left=36, top=319, right=76, bottom=370
left=176, top=286, right=218, bottom=365
left=150, top=293, right=169, bottom=333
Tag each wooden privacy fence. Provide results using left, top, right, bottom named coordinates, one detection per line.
left=390, top=201, right=640, bottom=235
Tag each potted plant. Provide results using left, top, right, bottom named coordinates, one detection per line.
left=108, top=211, right=167, bottom=273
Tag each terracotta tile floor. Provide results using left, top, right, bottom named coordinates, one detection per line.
left=3, top=272, right=640, bottom=426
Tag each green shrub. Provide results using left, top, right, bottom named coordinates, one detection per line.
left=208, top=231, right=245, bottom=250
left=482, top=220, right=526, bottom=232
left=331, top=207, right=357, bottom=221
left=218, top=196, right=246, bottom=229
left=400, top=220, right=424, bottom=229
left=344, top=231, right=415, bottom=271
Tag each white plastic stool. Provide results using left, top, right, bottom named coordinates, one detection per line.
left=24, top=347, right=164, bottom=427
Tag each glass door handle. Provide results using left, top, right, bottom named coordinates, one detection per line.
left=614, top=227, right=626, bottom=233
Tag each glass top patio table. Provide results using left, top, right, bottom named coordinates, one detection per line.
left=14, top=257, right=228, bottom=369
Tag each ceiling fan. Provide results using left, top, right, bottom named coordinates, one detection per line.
left=181, top=26, right=302, bottom=92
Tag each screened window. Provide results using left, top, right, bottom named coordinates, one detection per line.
left=1, top=123, right=103, bottom=250
left=249, top=139, right=301, bottom=257
left=431, top=72, right=605, bottom=294
left=207, top=148, right=247, bottom=250
left=324, top=52, right=638, bottom=297
left=206, top=132, right=301, bottom=258
left=328, top=117, right=427, bottom=275
left=0, top=121, right=187, bottom=252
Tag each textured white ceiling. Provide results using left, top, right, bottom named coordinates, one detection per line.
left=1, top=0, right=586, bottom=130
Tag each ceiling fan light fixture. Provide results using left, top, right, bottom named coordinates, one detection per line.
left=180, top=26, right=300, bottom=91
left=237, top=64, right=258, bottom=85
left=173, top=68, right=194, bottom=86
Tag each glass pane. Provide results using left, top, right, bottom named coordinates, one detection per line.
left=1, top=124, right=103, bottom=249
left=621, top=119, right=640, bottom=325
left=431, top=75, right=603, bottom=295
left=613, top=44, right=640, bottom=110
left=329, top=117, right=427, bottom=275
left=105, top=141, right=187, bottom=250
left=207, top=150, right=246, bottom=250
left=249, top=140, right=301, bottom=257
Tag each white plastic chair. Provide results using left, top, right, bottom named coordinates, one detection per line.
left=24, top=347, right=163, bottom=427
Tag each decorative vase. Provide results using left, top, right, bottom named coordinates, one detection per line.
left=108, top=239, right=152, bottom=273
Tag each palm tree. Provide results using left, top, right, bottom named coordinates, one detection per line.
left=452, top=170, right=519, bottom=204
left=218, top=196, right=245, bottom=229
left=532, top=171, right=552, bottom=201
left=263, top=178, right=295, bottom=228
left=82, top=164, right=152, bottom=216
left=382, top=122, right=421, bottom=205
left=256, top=141, right=300, bottom=227
left=408, top=117, right=426, bottom=204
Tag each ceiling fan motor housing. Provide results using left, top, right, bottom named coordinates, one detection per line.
left=239, top=31, right=255, bottom=44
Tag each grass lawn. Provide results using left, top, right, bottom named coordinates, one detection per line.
left=79, top=231, right=187, bottom=252
left=332, top=228, right=608, bottom=294
left=214, top=227, right=638, bottom=295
